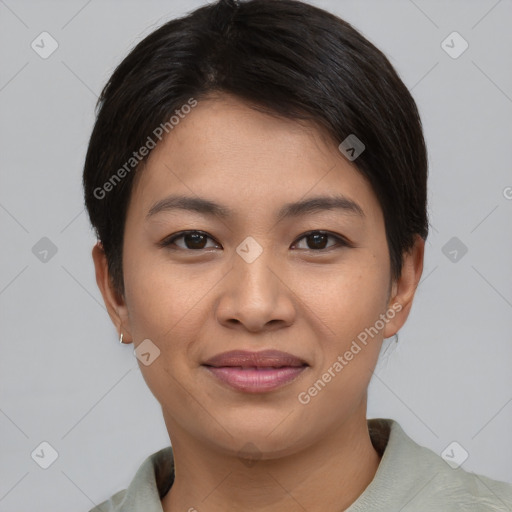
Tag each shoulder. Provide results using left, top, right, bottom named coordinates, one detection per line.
left=409, top=438, right=512, bottom=511
left=88, top=446, right=174, bottom=512
left=88, top=489, right=127, bottom=512
left=351, top=418, right=512, bottom=511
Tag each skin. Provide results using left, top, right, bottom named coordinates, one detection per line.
left=93, top=93, right=424, bottom=511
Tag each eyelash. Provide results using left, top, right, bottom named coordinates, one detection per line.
left=159, top=230, right=351, bottom=252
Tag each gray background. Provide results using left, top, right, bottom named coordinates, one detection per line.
left=1, top=0, right=511, bottom=510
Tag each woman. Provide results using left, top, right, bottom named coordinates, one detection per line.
left=83, top=0, right=512, bottom=510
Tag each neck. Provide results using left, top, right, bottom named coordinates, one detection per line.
left=161, top=411, right=381, bottom=512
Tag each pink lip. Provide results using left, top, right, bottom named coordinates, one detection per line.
left=203, top=350, right=308, bottom=393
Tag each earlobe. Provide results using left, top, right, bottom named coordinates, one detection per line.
left=383, top=235, right=425, bottom=338
left=91, top=242, right=132, bottom=343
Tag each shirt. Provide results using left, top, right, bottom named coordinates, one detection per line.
left=89, top=418, right=512, bottom=511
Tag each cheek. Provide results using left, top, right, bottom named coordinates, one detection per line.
left=300, top=251, right=390, bottom=391
left=294, top=265, right=388, bottom=425
left=302, top=254, right=390, bottom=339
left=123, top=244, right=205, bottom=342
left=122, top=254, right=200, bottom=412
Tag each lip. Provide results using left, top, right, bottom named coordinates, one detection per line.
left=202, top=350, right=309, bottom=393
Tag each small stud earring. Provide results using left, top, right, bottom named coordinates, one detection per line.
left=119, top=332, right=124, bottom=344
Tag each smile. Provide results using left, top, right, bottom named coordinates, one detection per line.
left=202, top=350, right=309, bottom=393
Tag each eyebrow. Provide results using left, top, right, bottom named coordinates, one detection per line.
left=146, top=193, right=365, bottom=222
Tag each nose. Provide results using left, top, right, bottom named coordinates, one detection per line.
left=215, top=244, right=296, bottom=333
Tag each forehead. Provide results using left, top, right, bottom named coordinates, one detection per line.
left=128, top=94, right=383, bottom=226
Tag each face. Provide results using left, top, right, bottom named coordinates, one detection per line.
left=94, top=93, right=422, bottom=460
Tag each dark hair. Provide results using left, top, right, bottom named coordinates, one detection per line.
left=83, top=0, right=428, bottom=297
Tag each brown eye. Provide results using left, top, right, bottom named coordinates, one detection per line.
left=161, top=231, right=219, bottom=250
left=293, top=231, right=348, bottom=251
left=161, top=230, right=349, bottom=252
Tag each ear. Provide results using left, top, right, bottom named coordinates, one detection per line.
left=383, top=235, right=425, bottom=338
left=92, top=241, right=133, bottom=344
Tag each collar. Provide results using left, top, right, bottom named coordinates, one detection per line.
left=94, top=418, right=512, bottom=511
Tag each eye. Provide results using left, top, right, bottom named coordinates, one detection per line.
left=160, top=230, right=220, bottom=250
left=292, top=231, right=349, bottom=251
left=159, top=230, right=350, bottom=252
